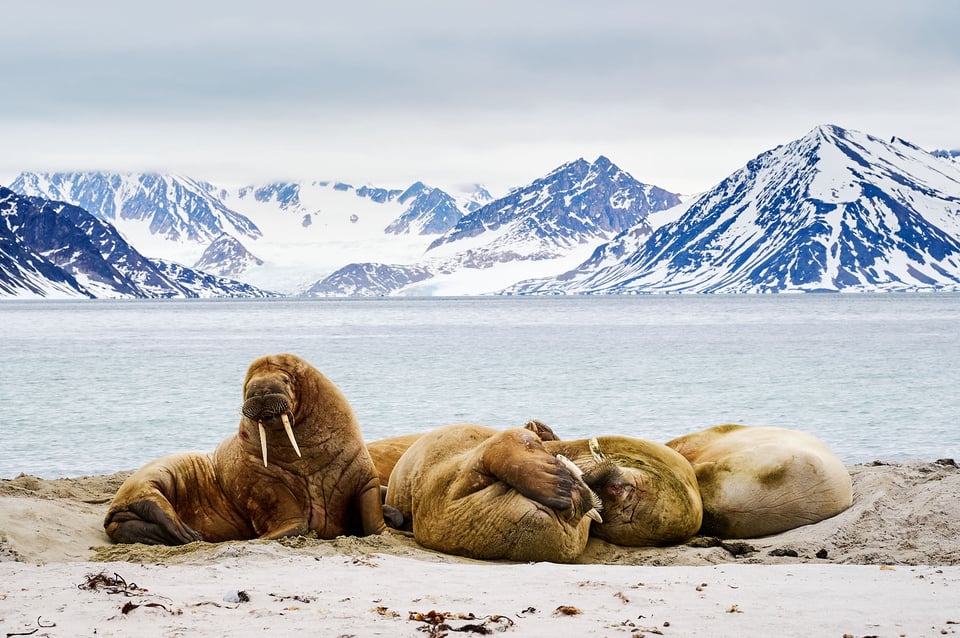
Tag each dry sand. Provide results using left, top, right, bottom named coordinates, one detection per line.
left=1, top=460, right=959, bottom=636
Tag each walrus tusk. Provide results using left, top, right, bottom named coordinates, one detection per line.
left=589, top=437, right=605, bottom=462
left=556, top=454, right=582, bottom=478
left=281, top=413, right=302, bottom=458
left=258, top=421, right=269, bottom=467
left=557, top=455, right=604, bottom=522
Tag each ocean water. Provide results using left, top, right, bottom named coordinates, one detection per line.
left=2, top=294, right=958, bottom=479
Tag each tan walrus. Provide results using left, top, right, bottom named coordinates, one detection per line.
left=367, top=419, right=559, bottom=487
left=542, top=436, right=703, bottom=547
left=385, top=423, right=613, bottom=562
left=666, top=424, right=853, bottom=538
left=104, top=353, right=387, bottom=545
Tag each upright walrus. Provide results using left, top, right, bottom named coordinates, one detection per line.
left=104, top=353, right=387, bottom=545
left=385, top=423, right=612, bottom=563
left=666, top=424, right=853, bottom=538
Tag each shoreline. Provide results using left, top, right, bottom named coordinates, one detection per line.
left=2, top=460, right=960, bottom=636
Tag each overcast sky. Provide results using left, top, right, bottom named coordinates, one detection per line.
left=2, top=1, right=958, bottom=195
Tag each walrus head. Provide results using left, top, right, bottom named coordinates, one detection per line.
left=241, top=367, right=301, bottom=468
left=588, top=440, right=703, bottom=547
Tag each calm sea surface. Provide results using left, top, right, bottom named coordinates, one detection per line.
left=2, top=294, right=958, bottom=479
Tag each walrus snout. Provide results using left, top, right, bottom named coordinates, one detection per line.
left=241, top=389, right=301, bottom=468
left=241, top=394, right=291, bottom=421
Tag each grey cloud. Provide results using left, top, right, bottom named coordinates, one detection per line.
left=3, top=0, right=958, bottom=119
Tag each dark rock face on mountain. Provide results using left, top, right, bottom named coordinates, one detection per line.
left=0, top=187, right=274, bottom=299
left=0, top=188, right=93, bottom=298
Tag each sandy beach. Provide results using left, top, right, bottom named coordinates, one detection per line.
left=2, top=459, right=959, bottom=636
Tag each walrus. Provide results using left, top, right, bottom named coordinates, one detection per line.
left=665, top=424, right=853, bottom=538
left=384, top=423, right=613, bottom=562
left=367, top=419, right=559, bottom=488
left=541, top=436, right=703, bottom=547
left=104, top=353, right=387, bottom=544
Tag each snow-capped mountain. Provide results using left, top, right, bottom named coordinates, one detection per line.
left=509, top=125, right=960, bottom=294
left=8, top=126, right=960, bottom=298
left=9, top=172, right=492, bottom=293
left=0, top=187, right=275, bottom=299
left=194, top=233, right=264, bottom=278
left=427, top=155, right=680, bottom=261
left=384, top=182, right=467, bottom=235
left=300, top=263, right=435, bottom=297
left=10, top=172, right=262, bottom=259
left=308, top=156, right=682, bottom=296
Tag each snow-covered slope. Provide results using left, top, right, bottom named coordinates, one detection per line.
left=306, top=156, right=682, bottom=296
left=0, top=187, right=274, bottom=299
left=9, top=172, right=491, bottom=294
left=427, top=156, right=680, bottom=261
left=509, top=126, right=960, bottom=294
left=10, top=172, right=261, bottom=265
left=0, top=189, right=93, bottom=299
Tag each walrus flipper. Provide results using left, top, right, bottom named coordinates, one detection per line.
left=356, top=476, right=389, bottom=535
left=479, top=428, right=592, bottom=518
left=105, top=500, right=203, bottom=545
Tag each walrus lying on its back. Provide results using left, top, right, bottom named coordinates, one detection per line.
left=385, top=423, right=613, bottom=563
left=104, top=353, right=387, bottom=545
left=666, top=424, right=853, bottom=539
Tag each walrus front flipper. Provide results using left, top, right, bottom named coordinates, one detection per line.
left=105, top=500, right=204, bottom=545
left=523, top=419, right=560, bottom=441
left=479, top=428, right=594, bottom=518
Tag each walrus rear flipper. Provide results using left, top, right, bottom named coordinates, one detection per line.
left=383, top=504, right=406, bottom=530
left=105, top=500, right=204, bottom=545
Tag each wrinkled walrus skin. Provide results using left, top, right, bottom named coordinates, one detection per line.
left=104, top=353, right=387, bottom=545
left=384, top=424, right=609, bottom=563
left=666, top=424, right=853, bottom=539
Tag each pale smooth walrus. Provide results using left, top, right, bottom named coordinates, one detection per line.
left=385, top=423, right=614, bottom=563
left=104, top=353, right=387, bottom=544
left=665, top=424, right=853, bottom=538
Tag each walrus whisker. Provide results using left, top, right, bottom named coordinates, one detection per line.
left=281, top=413, right=302, bottom=458
left=258, top=421, right=269, bottom=467
left=590, top=490, right=603, bottom=512
left=242, top=395, right=290, bottom=421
